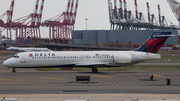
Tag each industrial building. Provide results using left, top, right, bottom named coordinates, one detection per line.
left=72, top=30, right=179, bottom=46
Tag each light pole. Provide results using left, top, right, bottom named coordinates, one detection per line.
left=85, top=18, right=88, bottom=30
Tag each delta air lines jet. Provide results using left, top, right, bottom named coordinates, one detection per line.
left=3, top=32, right=174, bottom=73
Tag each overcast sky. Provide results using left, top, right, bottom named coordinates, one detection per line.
left=0, top=0, right=178, bottom=39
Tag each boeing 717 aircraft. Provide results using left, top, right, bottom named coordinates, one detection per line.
left=3, top=32, right=174, bottom=73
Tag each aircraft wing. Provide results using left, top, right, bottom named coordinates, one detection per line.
left=75, top=62, right=110, bottom=66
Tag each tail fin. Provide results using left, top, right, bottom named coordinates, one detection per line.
left=135, top=32, right=174, bottom=53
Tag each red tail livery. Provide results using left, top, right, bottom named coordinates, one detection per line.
left=135, top=32, right=173, bottom=53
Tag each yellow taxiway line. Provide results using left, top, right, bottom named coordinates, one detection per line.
left=93, top=75, right=113, bottom=78
left=38, top=77, right=65, bottom=80
left=153, top=74, right=165, bottom=77
left=32, top=84, right=65, bottom=86
left=101, top=85, right=121, bottom=87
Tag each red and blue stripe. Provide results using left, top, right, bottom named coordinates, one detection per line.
left=135, top=32, right=172, bottom=53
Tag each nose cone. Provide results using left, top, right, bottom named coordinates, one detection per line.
left=3, top=60, right=11, bottom=67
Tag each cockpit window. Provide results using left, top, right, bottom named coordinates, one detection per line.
left=13, top=55, right=19, bottom=58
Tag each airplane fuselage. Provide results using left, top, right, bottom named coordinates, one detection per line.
left=3, top=51, right=160, bottom=68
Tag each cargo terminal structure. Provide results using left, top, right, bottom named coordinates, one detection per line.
left=72, top=30, right=178, bottom=47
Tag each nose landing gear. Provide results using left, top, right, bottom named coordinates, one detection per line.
left=12, top=68, right=16, bottom=73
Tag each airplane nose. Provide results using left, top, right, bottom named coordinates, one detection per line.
left=3, top=60, right=11, bottom=67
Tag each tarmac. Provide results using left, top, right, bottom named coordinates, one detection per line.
left=1, top=94, right=180, bottom=101
left=1, top=54, right=180, bottom=101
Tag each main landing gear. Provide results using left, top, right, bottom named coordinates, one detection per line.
left=92, top=67, right=98, bottom=73
left=12, top=68, right=16, bottom=73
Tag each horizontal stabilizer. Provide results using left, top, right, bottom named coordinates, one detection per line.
left=153, top=34, right=176, bottom=38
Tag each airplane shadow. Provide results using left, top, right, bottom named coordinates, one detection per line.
left=76, top=72, right=113, bottom=75
left=75, top=71, right=142, bottom=75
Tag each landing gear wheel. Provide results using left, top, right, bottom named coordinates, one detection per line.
left=92, top=68, right=98, bottom=73
left=12, top=68, right=16, bottom=73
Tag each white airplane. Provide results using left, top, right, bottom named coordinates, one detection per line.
left=3, top=32, right=174, bottom=73
left=6, top=46, right=52, bottom=52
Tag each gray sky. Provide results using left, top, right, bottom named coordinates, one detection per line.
left=0, top=0, right=178, bottom=39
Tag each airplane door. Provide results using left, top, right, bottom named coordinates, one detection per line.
left=38, top=57, right=42, bottom=66
left=39, top=57, right=41, bottom=62
left=86, top=55, right=89, bottom=60
left=112, top=55, right=114, bottom=63
left=21, top=55, right=26, bottom=63
left=81, top=55, right=84, bottom=61
left=36, top=57, right=41, bottom=66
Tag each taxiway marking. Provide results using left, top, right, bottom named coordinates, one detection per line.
left=93, top=75, right=113, bottom=78
left=32, top=84, right=65, bottom=86
left=153, top=74, right=165, bottom=77
left=38, top=77, right=65, bottom=80
left=101, top=85, right=122, bottom=87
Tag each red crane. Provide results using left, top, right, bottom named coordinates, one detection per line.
left=0, top=0, right=15, bottom=45
left=41, top=0, right=79, bottom=44
left=167, top=0, right=180, bottom=27
left=11, top=0, right=44, bottom=44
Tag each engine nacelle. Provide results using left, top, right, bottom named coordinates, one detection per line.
left=114, top=54, right=141, bottom=63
